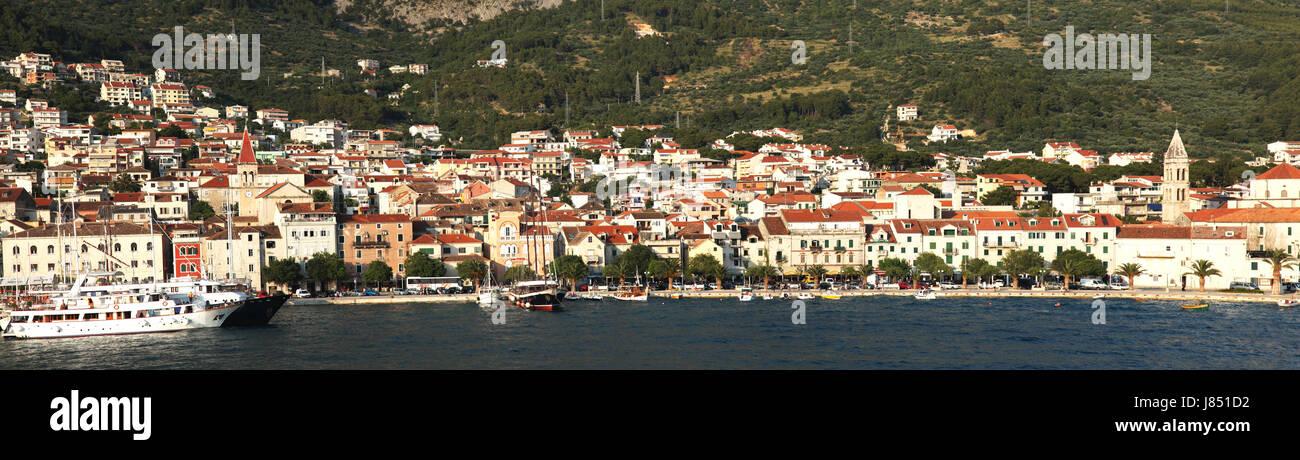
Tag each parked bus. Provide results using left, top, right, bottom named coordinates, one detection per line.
left=405, top=276, right=464, bottom=294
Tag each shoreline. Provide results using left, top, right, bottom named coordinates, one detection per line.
left=285, top=288, right=1294, bottom=305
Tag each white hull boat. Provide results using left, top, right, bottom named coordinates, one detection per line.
left=3, top=271, right=243, bottom=340
left=914, top=289, right=937, bottom=300
left=4, top=302, right=241, bottom=339
left=478, top=288, right=502, bottom=309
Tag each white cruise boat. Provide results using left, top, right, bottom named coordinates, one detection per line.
left=2, top=272, right=244, bottom=340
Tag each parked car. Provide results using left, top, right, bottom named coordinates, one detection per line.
left=1109, top=281, right=1130, bottom=290
left=362, top=289, right=379, bottom=296
left=1079, top=278, right=1108, bottom=290
left=937, top=281, right=960, bottom=290
left=294, top=289, right=311, bottom=298
left=1229, top=281, right=1261, bottom=291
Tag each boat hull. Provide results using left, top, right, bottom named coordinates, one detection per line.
left=511, top=292, right=563, bottom=311
left=222, top=294, right=287, bottom=327
left=3, top=302, right=242, bottom=340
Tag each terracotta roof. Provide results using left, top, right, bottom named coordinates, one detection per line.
left=1255, top=163, right=1300, bottom=181
left=760, top=216, right=789, bottom=236
left=237, top=129, right=256, bottom=164
left=1117, top=225, right=1245, bottom=239
left=344, top=214, right=414, bottom=224
left=1185, top=207, right=1300, bottom=223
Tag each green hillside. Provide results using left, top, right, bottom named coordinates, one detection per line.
left=3, top=0, right=1300, bottom=158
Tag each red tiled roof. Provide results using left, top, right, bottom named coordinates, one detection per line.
left=1256, top=163, right=1300, bottom=181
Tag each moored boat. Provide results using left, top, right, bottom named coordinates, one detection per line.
left=224, top=292, right=287, bottom=327
left=2, top=272, right=243, bottom=339
left=509, top=280, right=563, bottom=311
left=914, top=289, right=937, bottom=300
left=1182, top=303, right=1208, bottom=310
left=1278, top=299, right=1300, bottom=307
left=738, top=288, right=754, bottom=302
left=611, top=286, right=648, bottom=301
left=796, top=292, right=814, bottom=300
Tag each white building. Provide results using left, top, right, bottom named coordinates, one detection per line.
left=897, top=104, right=918, bottom=121
left=927, top=124, right=959, bottom=142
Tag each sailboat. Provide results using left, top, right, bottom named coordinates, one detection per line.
left=507, top=197, right=563, bottom=311
left=478, top=263, right=500, bottom=309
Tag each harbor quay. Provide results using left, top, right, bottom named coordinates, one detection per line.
left=285, top=288, right=1296, bottom=305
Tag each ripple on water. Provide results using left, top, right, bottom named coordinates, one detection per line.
left=2, top=297, right=1299, bottom=369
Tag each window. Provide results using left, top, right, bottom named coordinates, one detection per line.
left=46, top=245, right=53, bottom=254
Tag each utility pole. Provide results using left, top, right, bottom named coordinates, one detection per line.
left=848, top=0, right=856, bottom=53
left=634, top=71, right=641, bottom=105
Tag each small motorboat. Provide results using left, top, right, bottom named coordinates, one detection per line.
left=1278, top=299, right=1300, bottom=307
left=563, top=291, right=582, bottom=301
left=738, top=288, right=754, bottom=302
left=1182, top=304, right=1209, bottom=310
left=821, top=291, right=841, bottom=300
left=761, top=294, right=774, bottom=300
left=914, top=289, right=937, bottom=300
left=796, top=292, right=814, bottom=300
left=1092, top=294, right=1107, bottom=299
left=611, top=287, right=648, bottom=301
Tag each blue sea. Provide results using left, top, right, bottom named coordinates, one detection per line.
left=3, top=296, right=1298, bottom=369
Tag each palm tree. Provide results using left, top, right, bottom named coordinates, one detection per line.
left=806, top=265, right=828, bottom=285
left=1185, top=260, right=1221, bottom=292
left=1053, top=258, right=1083, bottom=291
left=662, top=258, right=682, bottom=289
left=1263, top=249, right=1297, bottom=295
left=603, top=260, right=626, bottom=286
left=840, top=266, right=858, bottom=282
left=1114, top=263, right=1145, bottom=291
left=857, top=263, right=873, bottom=285
left=750, top=264, right=779, bottom=289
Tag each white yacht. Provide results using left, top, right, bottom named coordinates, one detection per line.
left=2, top=272, right=244, bottom=340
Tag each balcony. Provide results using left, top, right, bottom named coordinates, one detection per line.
left=985, top=241, right=1019, bottom=249
left=354, top=241, right=390, bottom=249
left=943, top=247, right=959, bottom=255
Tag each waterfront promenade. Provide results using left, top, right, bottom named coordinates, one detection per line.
left=287, top=287, right=1296, bottom=305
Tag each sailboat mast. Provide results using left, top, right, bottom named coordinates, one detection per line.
left=226, top=192, right=234, bottom=282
